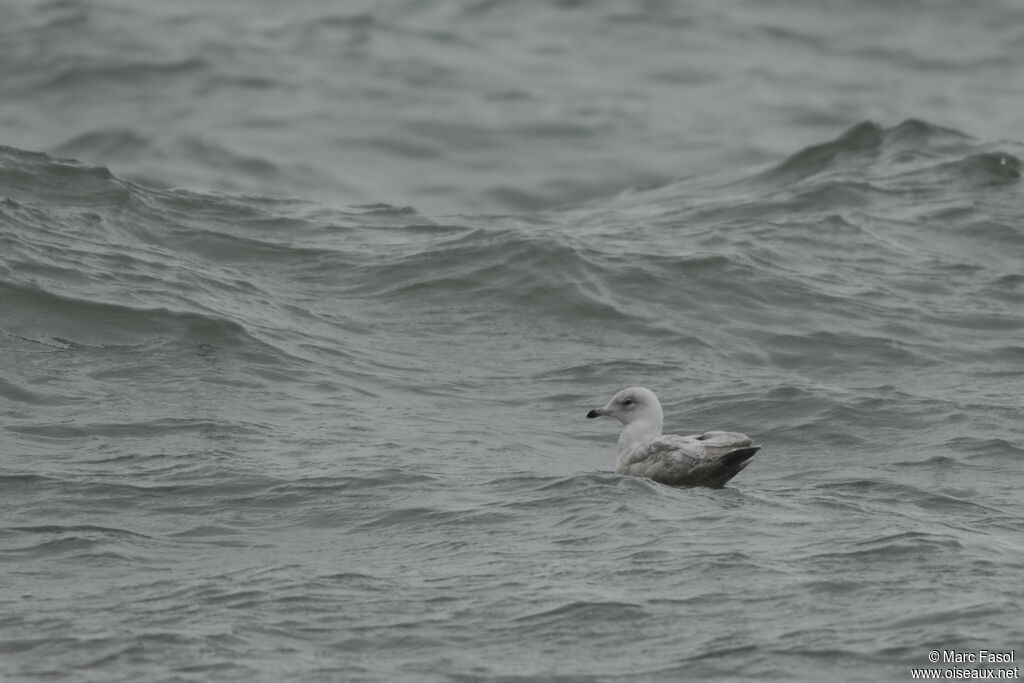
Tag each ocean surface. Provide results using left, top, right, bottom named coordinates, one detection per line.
left=2, top=1, right=1023, bottom=681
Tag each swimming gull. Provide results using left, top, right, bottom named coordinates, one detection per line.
left=586, top=387, right=760, bottom=487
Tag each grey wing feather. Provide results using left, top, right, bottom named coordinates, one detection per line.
left=682, top=431, right=754, bottom=457
left=627, top=433, right=761, bottom=488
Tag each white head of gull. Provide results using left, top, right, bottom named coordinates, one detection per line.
left=586, top=386, right=760, bottom=488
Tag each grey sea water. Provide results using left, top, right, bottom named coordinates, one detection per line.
left=2, top=1, right=1023, bottom=682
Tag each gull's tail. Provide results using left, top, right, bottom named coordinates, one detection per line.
left=686, top=446, right=761, bottom=488
left=721, top=445, right=760, bottom=470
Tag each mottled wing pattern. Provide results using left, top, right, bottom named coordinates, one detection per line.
left=621, top=432, right=760, bottom=488
left=618, top=435, right=704, bottom=482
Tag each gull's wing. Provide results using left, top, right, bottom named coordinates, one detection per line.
left=680, top=431, right=755, bottom=458
left=619, top=432, right=760, bottom=488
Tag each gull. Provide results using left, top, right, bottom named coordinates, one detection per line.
left=586, top=387, right=760, bottom=488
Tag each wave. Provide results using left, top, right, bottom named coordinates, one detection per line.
left=1, top=120, right=1020, bottom=402
left=0, top=279, right=253, bottom=349
left=754, top=119, right=1021, bottom=187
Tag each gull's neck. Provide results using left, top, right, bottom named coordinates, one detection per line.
left=616, top=409, right=663, bottom=457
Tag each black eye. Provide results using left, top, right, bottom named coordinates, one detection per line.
left=623, top=399, right=634, bottom=406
